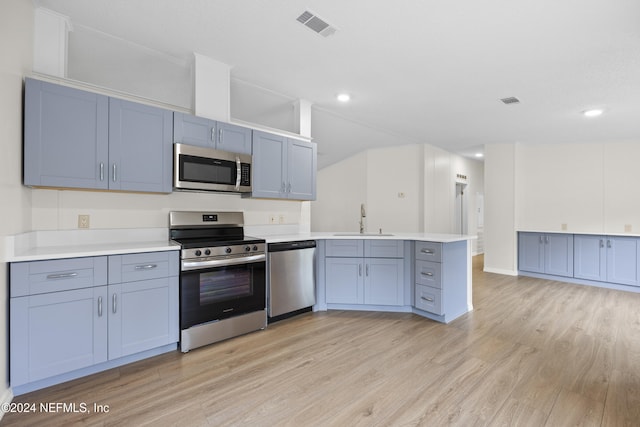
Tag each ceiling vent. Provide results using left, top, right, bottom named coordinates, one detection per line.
left=296, top=10, right=337, bottom=37
left=500, top=96, right=521, bottom=105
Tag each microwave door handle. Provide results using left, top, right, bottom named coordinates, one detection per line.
left=235, top=156, right=241, bottom=190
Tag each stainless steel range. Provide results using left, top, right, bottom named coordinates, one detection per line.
left=169, top=211, right=266, bottom=352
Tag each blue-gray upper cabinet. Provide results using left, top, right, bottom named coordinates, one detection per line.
left=173, top=113, right=252, bottom=155
left=24, top=78, right=173, bottom=193
left=574, top=235, right=639, bottom=286
left=24, top=78, right=109, bottom=189
left=109, top=99, right=173, bottom=193
left=518, top=232, right=573, bottom=277
left=251, top=130, right=317, bottom=200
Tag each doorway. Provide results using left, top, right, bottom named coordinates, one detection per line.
left=454, top=182, right=468, bottom=235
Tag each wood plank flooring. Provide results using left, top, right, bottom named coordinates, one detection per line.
left=3, top=255, right=640, bottom=426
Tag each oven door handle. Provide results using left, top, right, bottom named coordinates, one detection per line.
left=181, top=253, right=266, bottom=271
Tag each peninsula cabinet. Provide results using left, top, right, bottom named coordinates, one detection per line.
left=574, top=235, right=640, bottom=286
left=24, top=78, right=173, bottom=193
left=173, top=112, right=252, bottom=155
left=251, top=131, right=317, bottom=200
left=10, top=251, right=179, bottom=393
left=518, top=232, right=573, bottom=277
left=324, top=240, right=404, bottom=306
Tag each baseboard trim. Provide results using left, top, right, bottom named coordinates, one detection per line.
left=483, top=267, right=518, bottom=276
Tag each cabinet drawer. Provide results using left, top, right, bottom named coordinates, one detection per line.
left=415, top=260, right=442, bottom=289
left=108, top=251, right=178, bottom=284
left=415, top=285, right=443, bottom=315
left=415, top=242, right=442, bottom=262
left=10, top=257, right=108, bottom=297
left=365, top=240, right=404, bottom=258
left=325, top=240, right=364, bottom=257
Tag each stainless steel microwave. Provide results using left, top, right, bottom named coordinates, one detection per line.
left=174, top=143, right=252, bottom=193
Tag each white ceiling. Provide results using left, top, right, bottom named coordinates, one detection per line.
left=37, top=0, right=640, bottom=166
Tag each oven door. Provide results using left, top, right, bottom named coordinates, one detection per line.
left=180, top=257, right=266, bottom=329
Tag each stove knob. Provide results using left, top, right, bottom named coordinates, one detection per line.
left=204, top=249, right=211, bottom=256
left=245, top=246, right=251, bottom=252
left=194, top=250, right=202, bottom=256
left=225, top=247, right=232, bottom=254
left=252, top=245, right=258, bottom=251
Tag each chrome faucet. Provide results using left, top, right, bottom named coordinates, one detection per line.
left=359, top=203, right=366, bottom=234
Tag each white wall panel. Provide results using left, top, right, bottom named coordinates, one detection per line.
left=604, top=142, right=640, bottom=234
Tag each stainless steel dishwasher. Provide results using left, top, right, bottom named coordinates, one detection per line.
left=267, top=240, right=316, bottom=322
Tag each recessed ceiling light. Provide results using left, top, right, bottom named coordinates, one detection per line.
left=583, top=109, right=604, bottom=117
left=475, top=153, right=484, bottom=158
left=337, top=93, right=351, bottom=102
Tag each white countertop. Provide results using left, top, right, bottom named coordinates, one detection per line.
left=5, top=228, right=180, bottom=262
left=260, top=232, right=476, bottom=244
left=6, top=228, right=475, bottom=262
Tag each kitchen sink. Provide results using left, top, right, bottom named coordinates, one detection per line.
left=333, top=232, right=394, bottom=236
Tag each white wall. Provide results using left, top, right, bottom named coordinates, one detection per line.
left=0, top=0, right=34, bottom=410
left=312, top=143, right=484, bottom=254
left=484, top=140, right=640, bottom=275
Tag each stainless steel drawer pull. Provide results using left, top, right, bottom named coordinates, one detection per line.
left=421, top=272, right=434, bottom=277
left=46, top=272, right=78, bottom=280
left=112, top=293, right=117, bottom=314
left=134, top=264, right=158, bottom=270
left=420, top=249, right=434, bottom=254
left=421, top=296, right=435, bottom=302
left=100, top=162, right=104, bottom=181
left=98, top=296, right=103, bottom=317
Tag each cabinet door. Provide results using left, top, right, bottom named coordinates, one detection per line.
left=10, top=286, right=108, bottom=386
left=252, top=131, right=287, bottom=198
left=173, top=112, right=216, bottom=148
left=325, top=257, right=363, bottom=304
left=108, top=277, right=178, bottom=359
left=109, top=99, right=173, bottom=193
left=24, top=78, right=109, bottom=189
left=364, top=258, right=404, bottom=306
left=544, top=234, right=574, bottom=277
left=217, top=122, right=252, bottom=155
left=287, top=139, right=317, bottom=200
left=574, top=235, right=606, bottom=281
left=518, top=233, right=544, bottom=273
left=606, top=237, right=639, bottom=286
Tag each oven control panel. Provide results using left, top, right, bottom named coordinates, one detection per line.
left=183, top=242, right=265, bottom=260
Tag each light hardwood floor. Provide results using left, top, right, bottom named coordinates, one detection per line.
left=3, top=255, right=640, bottom=426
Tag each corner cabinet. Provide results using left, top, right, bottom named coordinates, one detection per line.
left=10, top=251, right=179, bottom=394
left=324, top=240, right=405, bottom=306
left=251, top=131, right=317, bottom=200
left=173, top=112, right=252, bottom=155
left=518, top=232, right=573, bottom=277
left=24, top=78, right=173, bottom=193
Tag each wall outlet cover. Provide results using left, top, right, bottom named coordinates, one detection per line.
left=78, top=214, right=90, bottom=229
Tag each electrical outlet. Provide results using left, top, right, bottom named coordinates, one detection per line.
left=269, top=215, right=278, bottom=225
left=561, top=223, right=568, bottom=231
left=625, top=224, right=632, bottom=232
left=78, top=214, right=90, bottom=229
left=279, top=215, right=285, bottom=224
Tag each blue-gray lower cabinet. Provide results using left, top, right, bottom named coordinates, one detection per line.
left=10, top=251, right=179, bottom=393
left=574, top=235, right=639, bottom=286
left=324, top=240, right=405, bottom=306
left=251, top=131, right=317, bottom=200
left=518, top=232, right=573, bottom=277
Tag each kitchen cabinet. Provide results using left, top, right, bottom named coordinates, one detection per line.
left=173, top=112, right=252, bottom=155
left=324, top=240, right=404, bottom=306
left=413, top=240, right=468, bottom=320
left=574, top=235, right=639, bottom=286
left=10, top=251, right=179, bottom=392
left=24, top=78, right=173, bottom=193
left=251, top=130, right=317, bottom=200
left=107, top=252, right=179, bottom=359
left=518, top=232, right=573, bottom=277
